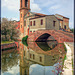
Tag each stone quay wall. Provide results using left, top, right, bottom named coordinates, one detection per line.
left=1, top=43, right=17, bottom=50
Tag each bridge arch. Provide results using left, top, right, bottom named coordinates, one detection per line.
left=28, top=30, right=74, bottom=43
left=35, top=33, right=56, bottom=42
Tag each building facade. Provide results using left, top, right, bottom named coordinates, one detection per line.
left=20, top=0, right=70, bottom=38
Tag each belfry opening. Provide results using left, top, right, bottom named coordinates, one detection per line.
left=25, top=0, right=28, bottom=7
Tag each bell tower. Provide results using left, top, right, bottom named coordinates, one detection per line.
left=19, top=0, right=30, bottom=38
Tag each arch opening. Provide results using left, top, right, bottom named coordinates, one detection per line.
left=35, top=33, right=57, bottom=42
left=35, top=33, right=51, bottom=42
left=25, top=0, right=28, bottom=7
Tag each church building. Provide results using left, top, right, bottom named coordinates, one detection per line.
left=19, top=0, right=70, bottom=38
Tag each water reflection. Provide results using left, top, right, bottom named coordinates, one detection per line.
left=19, top=41, right=65, bottom=75
left=1, top=49, right=20, bottom=75
left=2, top=41, right=66, bottom=75
left=36, top=41, right=58, bottom=51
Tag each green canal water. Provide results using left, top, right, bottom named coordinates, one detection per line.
left=1, top=41, right=66, bottom=75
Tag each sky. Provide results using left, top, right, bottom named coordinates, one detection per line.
left=1, top=0, right=74, bottom=29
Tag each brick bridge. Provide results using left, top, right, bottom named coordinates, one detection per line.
left=28, top=30, right=74, bottom=43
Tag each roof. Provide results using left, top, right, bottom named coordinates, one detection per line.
left=32, top=12, right=46, bottom=16
left=56, top=17, right=63, bottom=21
left=29, top=16, right=45, bottom=20
left=16, top=21, right=20, bottom=25
left=55, top=14, right=69, bottom=19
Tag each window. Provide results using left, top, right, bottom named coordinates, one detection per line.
left=25, top=0, right=28, bottom=7
left=33, top=54, right=35, bottom=59
left=24, top=21, right=26, bottom=26
left=30, top=54, right=31, bottom=58
left=40, top=57, right=42, bottom=62
left=21, top=0, right=22, bottom=7
left=41, top=19, right=43, bottom=25
left=33, top=21, right=35, bottom=26
left=21, top=14, right=22, bottom=18
left=33, top=31, right=35, bottom=32
left=64, top=25, right=66, bottom=29
left=30, top=21, right=32, bottom=26
left=24, top=51, right=25, bottom=56
left=53, top=21, right=56, bottom=27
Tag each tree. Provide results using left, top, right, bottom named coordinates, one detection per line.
left=1, top=18, right=20, bottom=41
left=70, top=29, right=74, bottom=33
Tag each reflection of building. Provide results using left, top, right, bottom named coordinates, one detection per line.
left=19, top=0, right=70, bottom=38
left=19, top=43, right=29, bottom=75
left=24, top=48, right=59, bottom=66
left=19, top=42, right=66, bottom=75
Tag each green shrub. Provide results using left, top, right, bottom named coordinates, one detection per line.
left=22, top=41, right=28, bottom=46
left=64, top=44, right=67, bottom=52
left=22, top=35, right=28, bottom=46
left=70, top=29, right=74, bottom=33
left=22, top=35, right=28, bottom=42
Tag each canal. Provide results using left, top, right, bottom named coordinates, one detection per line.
left=1, top=41, right=66, bottom=75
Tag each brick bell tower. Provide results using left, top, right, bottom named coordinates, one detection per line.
left=19, top=0, right=30, bottom=38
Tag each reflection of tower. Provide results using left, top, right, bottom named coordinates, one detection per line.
left=19, top=0, right=30, bottom=38
left=20, top=60, right=29, bottom=75
left=19, top=42, right=29, bottom=75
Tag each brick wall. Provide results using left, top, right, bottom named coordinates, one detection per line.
left=28, top=30, right=74, bottom=43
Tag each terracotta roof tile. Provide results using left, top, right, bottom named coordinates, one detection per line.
left=55, top=14, right=69, bottom=19
left=32, top=12, right=46, bottom=16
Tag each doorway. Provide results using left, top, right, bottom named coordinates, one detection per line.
left=64, top=25, right=66, bottom=29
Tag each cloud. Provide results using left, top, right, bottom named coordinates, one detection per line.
left=34, top=0, right=74, bottom=29
left=2, top=65, right=19, bottom=75
left=2, top=0, right=74, bottom=28
left=2, top=0, right=19, bottom=11
left=30, top=0, right=41, bottom=12
left=2, top=0, right=41, bottom=12
left=47, top=0, right=74, bottom=29
left=50, top=5, right=61, bottom=10
left=10, top=18, right=19, bottom=21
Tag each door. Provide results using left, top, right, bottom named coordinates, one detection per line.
left=64, top=25, right=66, bottom=29
left=28, top=28, right=29, bottom=35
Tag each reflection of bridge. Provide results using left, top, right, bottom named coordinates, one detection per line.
left=27, top=42, right=65, bottom=56
left=28, top=30, right=74, bottom=43
left=19, top=42, right=66, bottom=75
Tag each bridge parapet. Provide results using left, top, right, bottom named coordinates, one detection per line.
left=28, top=30, right=74, bottom=43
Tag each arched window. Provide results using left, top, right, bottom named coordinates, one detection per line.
left=30, top=54, right=32, bottom=58
left=21, top=14, right=22, bottom=18
left=33, top=21, right=35, bottom=26
left=25, top=0, right=28, bottom=7
left=21, top=0, right=22, bottom=7
left=41, top=19, right=43, bottom=25
left=64, top=25, right=66, bottom=29
left=53, top=21, right=56, bottom=27
left=33, top=54, right=35, bottom=59
left=30, top=21, right=32, bottom=26
left=40, top=56, right=42, bottom=62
